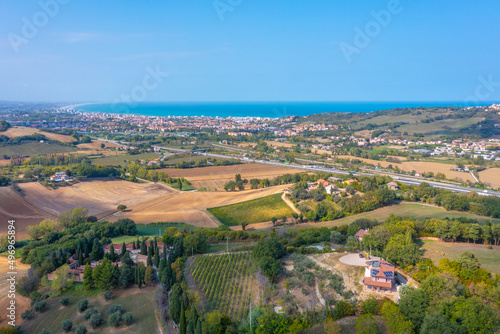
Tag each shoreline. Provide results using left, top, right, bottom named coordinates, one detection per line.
left=64, top=101, right=497, bottom=119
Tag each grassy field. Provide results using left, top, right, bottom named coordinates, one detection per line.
left=420, top=239, right=500, bottom=274
left=302, top=202, right=500, bottom=229
left=162, top=180, right=196, bottom=191
left=0, top=142, right=75, bottom=157
left=91, top=152, right=161, bottom=166
left=209, top=193, right=294, bottom=226
left=20, top=286, right=160, bottom=334
left=111, top=223, right=197, bottom=244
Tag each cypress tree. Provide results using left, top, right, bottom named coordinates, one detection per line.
left=162, top=245, right=167, bottom=263
left=78, top=248, right=83, bottom=266
left=187, top=307, right=198, bottom=334
left=91, top=239, right=104, bottom=261
left=137, top=269, right=142, bottom=289
left=109, top=244, right=116, bottom=262
left=121, top=242, right=127, bottom=256
left=154, top=245, right=160, bottom=267
left=147, top=246, right=153, bottom=267
left=179, top=304, right=186, bottom=334
left=140, top=240, right=147, bottom=255
left=195, top=318, right=202, bottom=334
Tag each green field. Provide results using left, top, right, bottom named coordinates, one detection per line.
left=111, top=223, right=197, bottom=244
left=303, top=202, right=500, bottom=229
left=21, top=286, right=159, bottom=334
left=91, top=152, right=161, bottom=166
left=397, top=117, right=484, bottom=138
left=420, top=239, right=500, bottom=274
left=162, top=180, right=196, bottom=191
left=0, top=142, right=75, bottom=156
left=209, top=193, right=294, bottom=226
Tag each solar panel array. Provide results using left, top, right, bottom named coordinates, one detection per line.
left=371, top=269, right=379, bottom=276
left=383, top=271, right=393, bottom=278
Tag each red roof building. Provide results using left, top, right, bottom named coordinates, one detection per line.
left=355, top=229, right=370, bottom=241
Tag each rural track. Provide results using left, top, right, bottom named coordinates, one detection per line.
left=281, top=192, right=300, bottom=215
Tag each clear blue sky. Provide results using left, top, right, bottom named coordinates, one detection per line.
left=1, top=0, right=499, bottom=102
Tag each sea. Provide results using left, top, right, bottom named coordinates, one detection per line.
left=74, top=101, right=497, bottom=118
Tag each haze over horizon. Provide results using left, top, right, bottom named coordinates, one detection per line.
left=1, top=1, right=500, bottom=103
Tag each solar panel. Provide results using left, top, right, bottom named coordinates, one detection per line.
left=372, top=261, right=381, bottom=267
left=371, top=269, right=379, bottom=276
left=383, top=271, right=393, bottom=278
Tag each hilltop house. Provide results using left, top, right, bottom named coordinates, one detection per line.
left=363, top=260, right=396, bottom=292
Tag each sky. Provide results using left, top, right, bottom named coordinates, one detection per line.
left=0, top=0, right=500, bottom=102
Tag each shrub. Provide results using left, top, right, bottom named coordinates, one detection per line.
left=107, top=303, right=123, bottom=314
left=123, top=312, right=133, bottom=326
left=30, top=297, right=39, bottom=306
left=21, top=309, right=35, bottom=320
left=89, top=312, right=104, bottom=329
left=59, top=296, right=70, bottom=306
left=104, top=290, right=112, bottom=300
left=361, top=298, right=378, bottom=315
left=108, top=311, right=122, bottom=327
left=61, top=320, right=73, bottom=332
left=84, top=307, right=98, bottom=320
left=33, top=301, right=47, bottom=313
left=77, top=299, right=89, bottom=312
left=75, top=326, right=87, bottom=334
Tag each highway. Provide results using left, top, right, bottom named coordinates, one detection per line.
left=153, top=145, right=500, bottom=197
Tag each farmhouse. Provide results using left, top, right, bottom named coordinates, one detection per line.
left=50, top=171, right=70, bottom=182
left=363, top=260, right=396, bottom=292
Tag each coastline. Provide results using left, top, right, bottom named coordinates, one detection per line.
left=67, top=101, right=497, bottom=119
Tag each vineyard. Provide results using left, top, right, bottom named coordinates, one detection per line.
left=188, top=253, right=254, bottom=320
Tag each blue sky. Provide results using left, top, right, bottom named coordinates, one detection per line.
left=1, top=0, right=499, bottom=102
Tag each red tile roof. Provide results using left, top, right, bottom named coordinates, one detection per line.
left=355, top=229, right=370, bottom=238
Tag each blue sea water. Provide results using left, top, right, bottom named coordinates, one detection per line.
left=75, top=101, right=496, bottom=118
